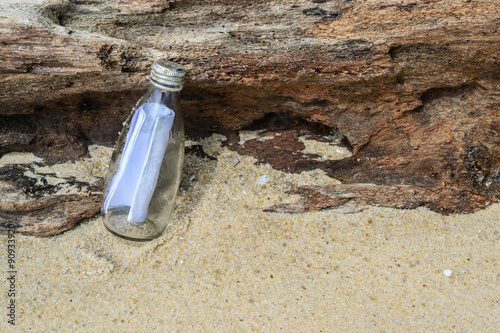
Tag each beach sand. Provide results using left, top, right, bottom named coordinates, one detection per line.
left=1, top=134, right=499, bottom=331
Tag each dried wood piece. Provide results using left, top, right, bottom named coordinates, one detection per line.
left=0, top=0, right=499, bottom=235
left=268, top=184, right=490, bottom=215
left=0, top=165, right=101, bottom=236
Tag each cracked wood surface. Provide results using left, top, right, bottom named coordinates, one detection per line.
left=0, top=0, right=499, bottom=235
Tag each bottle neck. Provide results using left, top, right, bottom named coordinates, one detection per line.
left=137, top=85, right=181, bottom=112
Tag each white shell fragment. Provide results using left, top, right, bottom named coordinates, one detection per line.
left=257, top=175, right=270, bottom=185
left=443, top=269, right=453, bottom=277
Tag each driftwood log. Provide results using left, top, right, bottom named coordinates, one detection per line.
left=0, top=0, right=499, bottom=235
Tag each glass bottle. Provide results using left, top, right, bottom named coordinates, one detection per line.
left=101, top=60, right=185, bottom=241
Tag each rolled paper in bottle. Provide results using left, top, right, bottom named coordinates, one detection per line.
left=103, top=103, right=175, bottom=222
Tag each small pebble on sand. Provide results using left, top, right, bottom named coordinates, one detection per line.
left=257, top=175, right=270, bottom=185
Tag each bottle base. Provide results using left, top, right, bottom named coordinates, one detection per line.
left=104, top=224, right=162, bottom=242
left=102, top=207, right=164, bottom=241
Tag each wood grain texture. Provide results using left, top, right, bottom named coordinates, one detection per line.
left=0, top=0, right=499, bottom=235
left=0, top=165, right=101, bottom=236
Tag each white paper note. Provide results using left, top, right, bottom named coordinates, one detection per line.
left=103, top=103, right=175, bottom=223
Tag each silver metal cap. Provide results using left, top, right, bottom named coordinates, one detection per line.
left=149, top=60, right=186, bottom=92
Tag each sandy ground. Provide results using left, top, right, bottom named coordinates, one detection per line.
left=1, top=134, right=499, bottom=332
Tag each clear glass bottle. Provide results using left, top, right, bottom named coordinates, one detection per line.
left=101, top=60, right=185, bottom=241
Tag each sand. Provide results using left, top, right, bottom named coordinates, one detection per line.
left=1, top=134, right=499, bottom=332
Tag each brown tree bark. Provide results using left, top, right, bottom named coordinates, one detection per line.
left=0, top=0, right=499, bottom=235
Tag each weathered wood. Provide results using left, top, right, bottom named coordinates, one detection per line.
left=267, top=184, right=491, bottom=215
left=0, top=165, right=101, bottom=236
left=0, top=0, right=499, bottom=235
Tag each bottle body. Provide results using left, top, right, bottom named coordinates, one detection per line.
left=102, top=86, right=184, bottom=241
